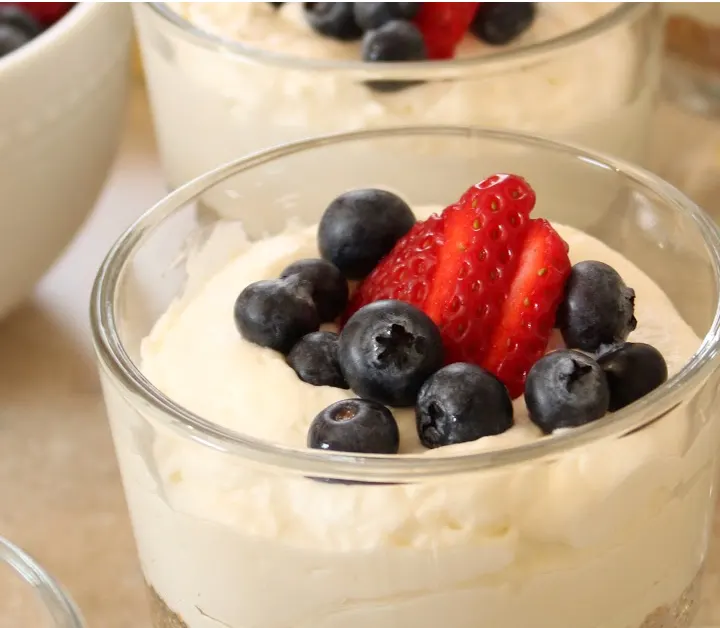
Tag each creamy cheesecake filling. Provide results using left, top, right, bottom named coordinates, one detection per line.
left=138, top=2, right=651, bottom=192
left=160, top=2, right=636, bottom=134
left=112, top=211, right=714, bottom=628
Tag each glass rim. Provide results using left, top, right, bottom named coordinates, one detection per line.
left=91, top=126, right=720, bottom=482
left=0, top=537, right=84, bottom=628
left=142, top=2, right=649, bottom=74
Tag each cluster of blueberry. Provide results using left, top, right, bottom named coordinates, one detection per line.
left=234, top=188, right=416, bottom=392
left=0, top=4, right=73, bottom=58
left=527, top=262, right=667, bottom=435
left=234, top=186, right=667, bottom=456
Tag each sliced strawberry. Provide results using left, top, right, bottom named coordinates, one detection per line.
left=344, top=174, right=571, bottom=399
left=413, top=2, right=479, bottom=59
left=483, top=219, right=571, bottom=398
left=423, top=174, right=536, bottom=365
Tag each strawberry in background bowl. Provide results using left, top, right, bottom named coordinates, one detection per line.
left=0, top=3, right=132, bottom=318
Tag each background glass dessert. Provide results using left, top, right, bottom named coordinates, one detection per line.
left=92, top=127, right=720, bottom=628
left=0, top=536, right=84, bottom=628
left=134, top=3, right=662, bottom=192
left=663, top=2, right=720, bottom=117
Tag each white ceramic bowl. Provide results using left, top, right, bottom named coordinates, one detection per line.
left=0, top=3, right=132, bottom=318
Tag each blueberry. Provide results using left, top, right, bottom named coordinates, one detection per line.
left=597, top=342, right=668, bottom=412
left=362, top=20, right=427, bottom=92
left=280, top=258, right=349, bottom=322
left=524, top=350, right=610, bottom=434
left=303, top=3, right=363, bottom=41
left=354, top=3, right=421, bottom=31
left=0, top=23, right=30, bottom=58
left=416, top=363, right=513, bottom=449
left=0, top=5, right=41, bottom=37
left=234, top=276, right=319, bottom=354
left=362, top=20, right=426, bottom=62
left=307, top=398, right=400, bottom=454
left=287, top=331, right=349, bottom=389
left=470, top=2, right=536, bottom=45
left=318, top=188, right=416, bottom=280
left=339, top=300, right=443, bottom=407
left=556, top=261, right=637, bottom=352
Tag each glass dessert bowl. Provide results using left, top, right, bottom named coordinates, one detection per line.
left=134, top=2, right=662, bottom=191
left=92, top=127, right=720, bottom=628
left=0, top=536, right=84, bottom=628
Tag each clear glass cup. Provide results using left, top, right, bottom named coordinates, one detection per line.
left=134, top=3, right=662, bottom=193
left=91, top=127, right=720, bottom=628
left=0, top=537, right=84, bottom=628
left=663, top=2, right=720, bottom=117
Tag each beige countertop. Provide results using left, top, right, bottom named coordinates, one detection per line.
left=2, top=85, right=720, bottom=627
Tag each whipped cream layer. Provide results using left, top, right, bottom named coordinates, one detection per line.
left=137, top=3, right=654, bottom=189
left=103, top=215, right=718, bottom=628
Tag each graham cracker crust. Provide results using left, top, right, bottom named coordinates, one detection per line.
left=639, top=568, right=703, bottom=628
left=147, top=585, right=188, bottom=628
left=146, top=568, right=703, bottom=628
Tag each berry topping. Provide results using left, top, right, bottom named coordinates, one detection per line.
left=556, top=261, right=637, bottom=352
left=354, top=3, right=421, bottom=31
left=480, top=218, right=571, bottom=395
left=416, top=363, right=513, bottom=448
left=524, top=350, right=610, bottom=434
left=346, top=174, right=571, bottom=398
left=470, top=2, right=536, bottom=45
left=0, top=5, right=41, bottom=37
left=318, top=188, right=416, bottom=280
left=307, top=398, right=400, bottom=454
left=362, top=20, right=427, bottom=64
left=597, top=342, right=668, bottom=412
left=234, top=276, right=319, bottom=354
left=413, top=2, right=479, bottom=59
left=13, top=3, right=73, bottom=26
left=280, top=258, right=349, bottom=322
left=303, top=3, right=362, bottom=41
left=287, top=331, right=349, bottom=389
left=338, top=300, right=444, bottom=407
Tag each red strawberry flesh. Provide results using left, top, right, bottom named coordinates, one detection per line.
left=424, top=175, right=535, bottom=363
left=413, top=2, right=480, bottom=59
left=483, top=218, right=571, bottom=397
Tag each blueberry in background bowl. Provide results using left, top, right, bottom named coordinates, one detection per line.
left=0, top=5, right=41, bottom=57
left=0, top=4, right=73, bottom=59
